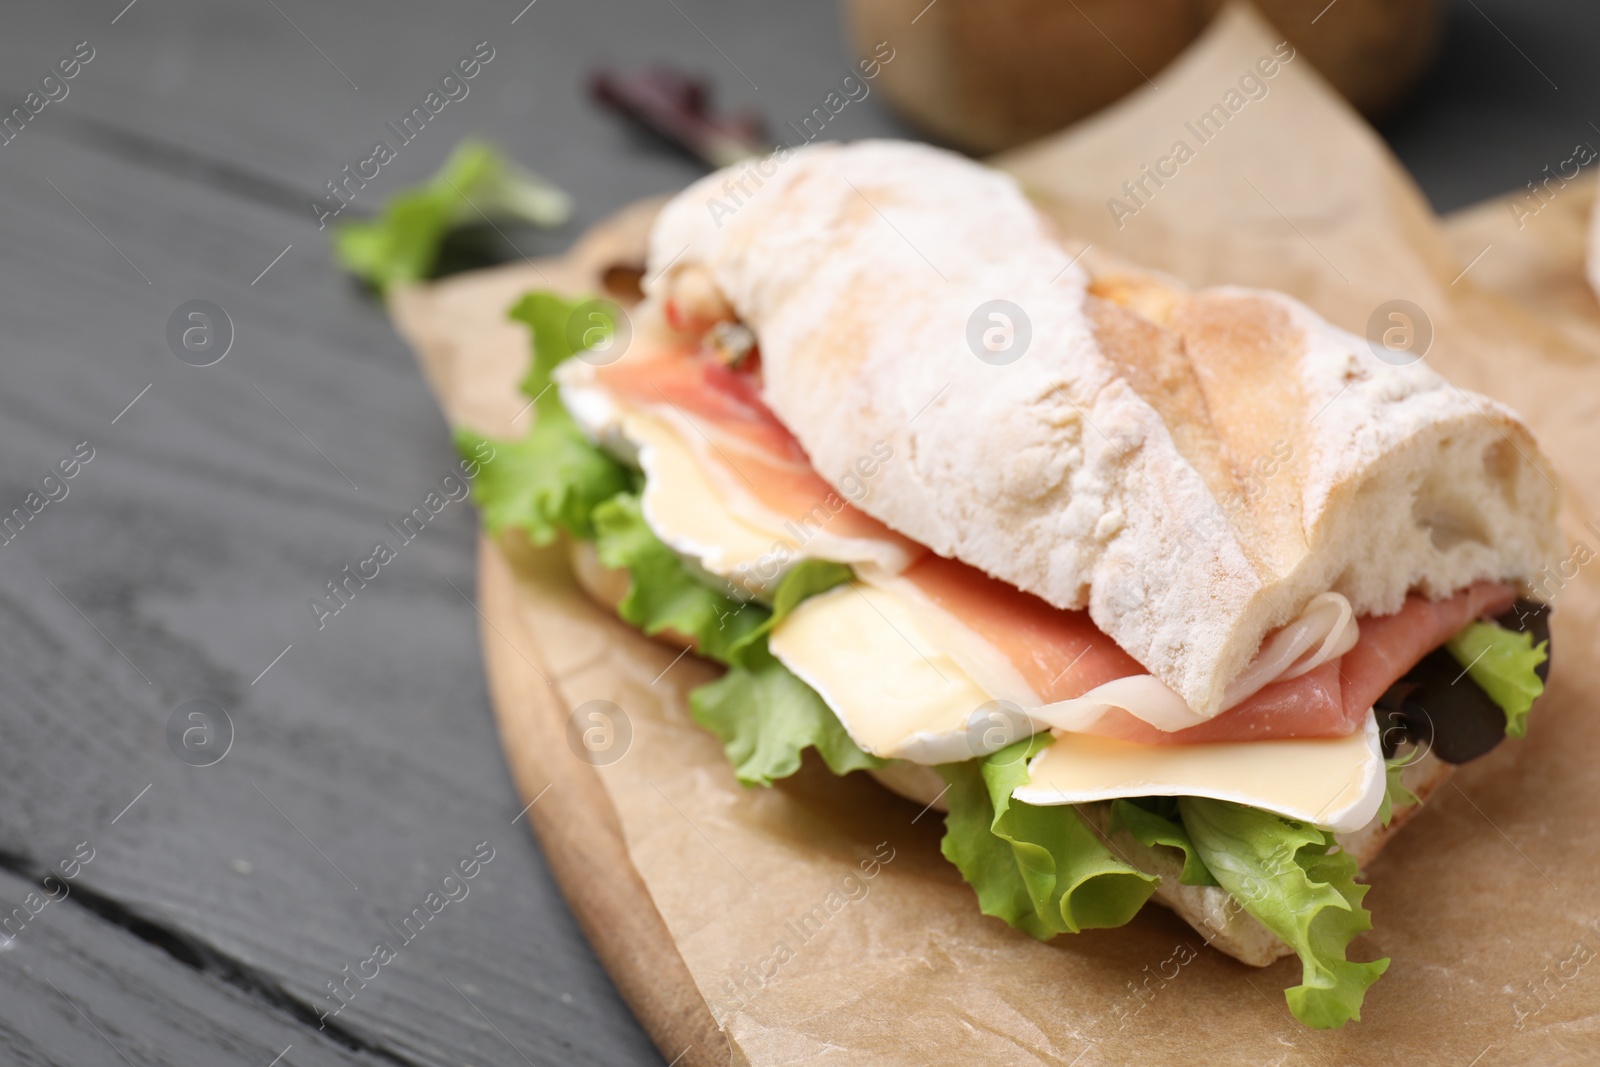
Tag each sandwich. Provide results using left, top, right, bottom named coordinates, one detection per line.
left=456, top=140, right=1559, bottom=1029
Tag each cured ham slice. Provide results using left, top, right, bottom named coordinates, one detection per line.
left=881, top=554, right=1144, bottom=700
left=1085, top=581, right=1516, bottom=743
left=890, top=552, right=1515, bottom=744
left=589, top=344, right=910, bottom=549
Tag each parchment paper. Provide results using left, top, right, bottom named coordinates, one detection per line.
left=391, top=6, right=1600, bottom=1063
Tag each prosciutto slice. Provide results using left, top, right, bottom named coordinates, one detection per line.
left=898, top=552, right=1514, bottom=743
left=591, top=344, right=913, bottom=549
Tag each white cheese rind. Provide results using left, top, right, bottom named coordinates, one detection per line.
left=558, top=369, right=910, bottom=593
left=1013, top=713, right=1385, bottom=833
left=768, top=583, right=1014, bottom=764
left=771, top=582, right=1384, bottom=833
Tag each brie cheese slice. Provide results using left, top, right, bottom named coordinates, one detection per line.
left=1013, top=713, right=1385, bottom=833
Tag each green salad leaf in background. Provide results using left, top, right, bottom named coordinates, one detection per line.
left=335, top=139, right=570, bottom=295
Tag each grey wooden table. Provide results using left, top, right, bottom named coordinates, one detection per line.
left=0, top=2, right=1593, bottom=1064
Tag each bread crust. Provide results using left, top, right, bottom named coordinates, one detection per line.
left=645, top=140, right=1561, bottom=717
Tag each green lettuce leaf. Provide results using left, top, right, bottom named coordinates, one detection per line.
left=454, top=290, right=632, bottom=543
left=591, top=492, right=875, bottom=785
left=334, top=139, right=570, bottom=295
left=593, top=493, right=852, bottom=669
left=457, top=423, right=629, bottom=543
left=690, top=643, right=884, bottom=786
left=1179, top=797, right=1388, bottom=1029
left=940, top=736, right=1158, bottom=939
left=1446, top=619, right=1548, bottom=738
left=723, top=558, right=853, bottom=663
left=1377, top=755, right=1422, bottom=827
left=1109, top=798, right=1218, bottom=887
left=507, top=290, right=612, bottom=412
left=461, top=285, right=873, bottom=789
left=592, top=492, right=766, bottom=664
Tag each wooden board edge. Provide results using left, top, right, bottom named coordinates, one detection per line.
left=476, top=532, right=730, bottom=1067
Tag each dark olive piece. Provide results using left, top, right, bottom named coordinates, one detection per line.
left=1375, top=647, right=1508, bottom=765
left=1375, top=681, right=1418, bottom=759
